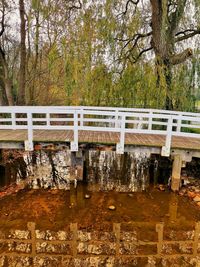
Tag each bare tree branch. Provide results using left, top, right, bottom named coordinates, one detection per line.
left=68, top=0, right=82, bottom=11
left=124, top=0, right=139, bottom=14
left=116, top=31, right=152, bottom=52
left=0, top=0, right=5, bottom=37
left=132, top=46, right=153, bottom=63
left=117, top=0, right=140, bottom=17
left=175, top=29, right=200, bottom=42
left=125, top=31, right=152, bottom=50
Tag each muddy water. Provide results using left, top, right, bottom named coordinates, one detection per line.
left=0, top=183, right=199, bottom=231
left=1, top=184, right=200, bottom=266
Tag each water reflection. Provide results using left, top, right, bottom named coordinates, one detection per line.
left=70, top=183, right=86, bottom=208
left=168, top=193, right=178, bottom=222
left=0, top=183, right=200, bottom=266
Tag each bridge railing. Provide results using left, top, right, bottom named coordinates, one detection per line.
left=0, top=106, right=200, bottom=156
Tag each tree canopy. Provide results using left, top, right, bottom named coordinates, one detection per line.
left=0, top=0, right=199, bottom=111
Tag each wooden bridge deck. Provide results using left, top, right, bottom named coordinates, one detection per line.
left=0, top=129, right=200, bottom=151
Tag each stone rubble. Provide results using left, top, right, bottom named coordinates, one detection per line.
left=178, top=176, right=200, bottom=207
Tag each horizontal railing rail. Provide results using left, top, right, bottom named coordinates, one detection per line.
left=0, top=106, right=200, bottom=156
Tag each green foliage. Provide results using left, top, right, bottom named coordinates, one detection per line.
left=1, top=0, right=199, bottom=110
left=172, top=57, right=199, bottom=111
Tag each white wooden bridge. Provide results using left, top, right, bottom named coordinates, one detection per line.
left=0, top=106, right=200, bottom=156
left=1, top=106, right=200, bottom=190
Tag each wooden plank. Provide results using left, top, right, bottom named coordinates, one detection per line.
left=0, top=129, right=200, bottom=151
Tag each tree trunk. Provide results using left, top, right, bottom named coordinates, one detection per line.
left=0, top=48, right=14, bottom=105
left=155, top=58, right=173, bottom=110
left=30, top=6, right=40, bottom=105
left=150, top=0, right=173, bottom=109
left=150, top=0, right=191, bottom=110
left=164, top=59, right=173, bottom=110
left=18, top=0, right=26, bottom=105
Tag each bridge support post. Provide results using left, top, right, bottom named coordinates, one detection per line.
left=161, top=116, right=173, bottom=157
left=171, top=154, right=182, bottom=191
left=70, top=111, right=78, bottom=152
left=116, top=114, right=125, bottom=154
left=25, top=112, right=33, bottom=151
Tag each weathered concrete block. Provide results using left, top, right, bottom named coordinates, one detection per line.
left=161, top=243, right=191, bottom=255
left=0, top=241, right=32, bottom=254
left=164, top=229, right=195, bottom=241
left=77, top=231, right=92, bottom=242
left=24, top=150, right=80, bottom=189
left=120, top=225, right=157, bottom=242
left=120, top=231, right=137, bottom=242
left=35, top=230, right=72, bottom=241
left=0, top=229, right=31, bottom=240
left=92, top=231, right=116, bottom=242
left=120, top=243, right=157, bottom=255
left=7, top=256, right=32, bottom=267
left=87, top=150, right=150, bottom=192
left=33, top=256, right=62, bottom=267
left=119, top=242, right=138, bottom=255
left=36, top=242, right=72, bottom=254
left=162, top=243, right=178, bottom=254
left=117, top=256, right=148, bottom=266
left=70, top=257, right=100, bottom=267
left=77, top=242, right=116, bottom=255
left=63, top=257, right=116, bottom=267
left=8, top=230, right=31, bottom=240
left=179, top=242, right=193, bottom=254
left=161, top=256, right=198, bottom=267
left=77, top=231, right=116, bottom=242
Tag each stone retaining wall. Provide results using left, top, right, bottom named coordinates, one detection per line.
left=1, top=222, right=200, bottom=266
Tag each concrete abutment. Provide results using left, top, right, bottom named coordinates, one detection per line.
left=0, top=145, right=200, bottom=192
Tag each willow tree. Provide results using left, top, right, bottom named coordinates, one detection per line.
left=116, top=0, right=200, bottom=110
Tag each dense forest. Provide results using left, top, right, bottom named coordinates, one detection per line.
left=0, top=0, right=199, bottom=110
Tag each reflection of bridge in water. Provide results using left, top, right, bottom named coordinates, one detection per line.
left=0, top=193, right=200, bottom=266
left=1, top=221, right=200, bottom=266
left=1, top=106, right=200, bottom=191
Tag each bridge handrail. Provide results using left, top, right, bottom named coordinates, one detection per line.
left=0, top=106, right=200, bottom=156
left=0, top=105, right=200, bottom=117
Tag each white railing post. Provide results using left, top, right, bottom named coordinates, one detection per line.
left=148, top=112, right=153, bottom=130
left=161, top=116, right=173, bottom=157
left=25, top=112, right=34, bottom=151
left=11, top=112, right=16, bottom=130
left=137, top=116, right=143, bottom=129
left=80, top=108, right=83, bottom=127
left=70, top=110, right=79, bottom=152
left=115, top=110, right=119, bottom=128
left=176, top=115, right=182, bottom=132
left=116, top=113, right=125, bottom=154
left=46, top=113, right=50, bottom=127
